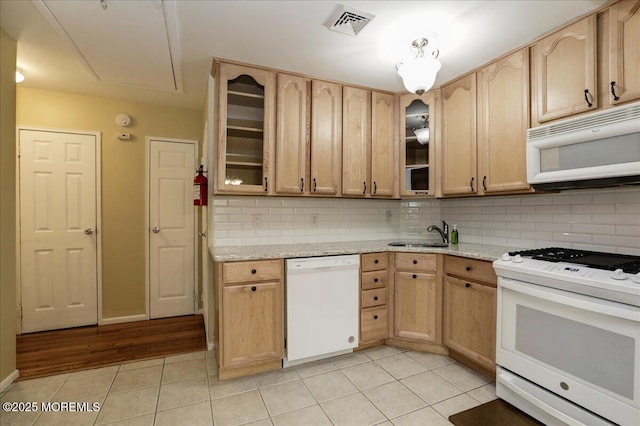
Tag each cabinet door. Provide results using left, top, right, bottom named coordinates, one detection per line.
left=275, top=73, right=309, bottom=194
left=444, top=276, right=496, bottom=372
left=608, top=0, right=640, bottom=105
left=371, top=92, right=396, bottom=198
left=394, top=271, right=438, bottom=343
left=441, top=74, right=477, bottom=196
left=216, top=63, right=275, bottom=194
left=477, top=49, right=530, bottom=194
left=532, top=15, right=597, bottom=124
left=222, top=281, right=283, bottom=368
left=310, top=80, right=342, bottom=195
left=399, top=92, right=436, bottom=197
left=342, top=86, right=371, bottom=197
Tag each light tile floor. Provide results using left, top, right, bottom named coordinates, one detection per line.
left=0, top=346, right=496, bottom=426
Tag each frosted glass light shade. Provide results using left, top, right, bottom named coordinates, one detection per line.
left=397, top=55, right=441, bottom=95
left=414, top=127, right=430, bottom=145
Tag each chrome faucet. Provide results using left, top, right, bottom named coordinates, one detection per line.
left=427, top=221, right=449, bottom=244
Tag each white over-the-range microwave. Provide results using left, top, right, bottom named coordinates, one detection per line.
left=526, top=101, right=640, bottom=191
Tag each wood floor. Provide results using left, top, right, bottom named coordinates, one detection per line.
left=16, top=315, right=207, bottom=380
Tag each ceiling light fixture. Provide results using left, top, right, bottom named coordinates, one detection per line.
left=15, top=68, right=25, bottom=83
left=414, top=115, right=430, bottom=145
left=396, top=37, right=441, bottom=95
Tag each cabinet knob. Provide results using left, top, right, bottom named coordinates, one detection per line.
left=374, top=296, right=379, bottom=301
left=251, top=286, right=257, bottom=292
left=374, top=278, right=379, bottom=283
left=373, top=315, right=378, bottom=320
left=465, top=266, right=471, bottom=271
left=413, top=260, right=418, bottom=265
left=251, top=269, right=257, bottom=274
left=465, top=283, right=471, bottom=288
left=412, top=274, right=417, bottom=279
left=374, top=259, right=379, bottom=264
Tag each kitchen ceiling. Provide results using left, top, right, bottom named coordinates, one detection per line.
left=1, top=0, right=607, bottom=111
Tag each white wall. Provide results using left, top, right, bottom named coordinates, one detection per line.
left=212, top=186, right=640, bottom=255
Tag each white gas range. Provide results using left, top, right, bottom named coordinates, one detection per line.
left=493, top=248, right=640, bottom=426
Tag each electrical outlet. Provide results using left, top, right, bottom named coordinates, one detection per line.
left=311, top=214, right=319, bottom=226
left=385, top=210, right=392, bottom=222
left=252, top=214, right=263, bottom=229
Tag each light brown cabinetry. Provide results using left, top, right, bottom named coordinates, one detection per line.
left=342, top=88, right=397, bottom=198
left=531, top=15, right=597, bottom=125
left=444, top=256, right=497, bottom=377
left=440, top=74, right=477, bottom=196
left=392, top=253, right=442, bottom=345
left=359, top=253, right=389, bottom=345
left=310, top=80, right=342, bottom=195
left=275, top=73, right=309, bottom=194
left=214, top=62, right=275, bottom=194
left=215, top=259, right=284, bottom=380
left=477, top=49, right=531, bottom=194
left=399, top=91, right=437, bottom=197
left=606, top=0, right=640, bottom=105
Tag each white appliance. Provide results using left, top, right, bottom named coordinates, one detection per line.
left=285, top=255, right=359, bottom=366
left=493, top=248, right=640, bottom=426
left=526, top=101, right=640, bottom=190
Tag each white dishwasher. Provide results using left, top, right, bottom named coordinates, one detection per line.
left=285, top=255, right=360, bottom=366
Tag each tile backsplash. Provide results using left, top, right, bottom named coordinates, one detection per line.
left=212, top=187, right=640, bottom=255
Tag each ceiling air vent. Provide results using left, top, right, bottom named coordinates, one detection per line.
left=326, top=5, right=374, bottom=36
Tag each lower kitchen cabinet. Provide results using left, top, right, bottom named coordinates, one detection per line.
left=391, top=253, right=443, bottom=347
left=215, top=259, right=284, bottom=380
left=359, top=252, right=389, bottom=346
left=444, top=256, right=497, bottom=377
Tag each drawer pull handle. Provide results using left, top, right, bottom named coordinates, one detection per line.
left=374, top=296, right=379, bottom=301
left=374, top=259, right=379, bottom=264
left=465, top=283, right=471, bottom=288
left=413, top=260, right=418, bottom=265
left=465, top=266, right=471, bottom=271
left=251, top=269, right=257, bottom=274
left=374, top=278, right=379, bottom=283
left=251, top=286, right=257, bottom=292
left=412, top=274, right=417, bottom=279
left=373, top=315, right=378, bottom=320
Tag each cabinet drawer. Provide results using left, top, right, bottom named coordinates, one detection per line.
left=361, top=306, right=388, bottom=342
left=395, top=253, right=436, bottom=272
left=361, top=270, right=387, bottom=290
left=361, top=288, right=387, bottom=308
left=222, top=259, right=282, bottom=284
left=361, top=252, right=389, bottom=271
left=445, top=256, right=496, bottom=285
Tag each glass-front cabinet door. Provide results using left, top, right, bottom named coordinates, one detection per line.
left=215, top=62, right=275, bottom=194
left=399, top=92, right=436, bottom=197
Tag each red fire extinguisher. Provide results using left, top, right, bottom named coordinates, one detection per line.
left=194, top=165, right=208, bottom=206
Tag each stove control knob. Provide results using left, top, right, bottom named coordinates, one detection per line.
left=610, top=269, right=627, bottom=280
left=500, top=253, right=511, bottom=262
left=512, top=254, right=523, bottom=264
left=631, top=273, right=640, bottom=284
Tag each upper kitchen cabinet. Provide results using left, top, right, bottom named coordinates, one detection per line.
left=275, top=73, right=309, bottom=195
left=342, top=86, right=371, bottom=197
left=310, top=80, right=342, bottom=196
left=606, top=0, right=640, bottom=105
left=440, top=73, right=477, bottom=197
left=399, top=91, right=437, bottom=197
left=477, top=49, right=531, bottom=194
left=214, top=62, right=275, bottom=194
left=531, top=15, right=597, bottom=125
left=370, top=92, right=397, bottom=198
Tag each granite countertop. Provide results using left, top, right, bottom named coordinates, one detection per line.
left=210, top=240, right=521, bottom=263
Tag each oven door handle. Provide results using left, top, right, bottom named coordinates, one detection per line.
left=499, top=278, right=640, bottom=322
left=499, top=371, right=585, bottom=426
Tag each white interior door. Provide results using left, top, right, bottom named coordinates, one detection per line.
left=19, top=129, right=98, bottom=333
left=149, top=139, right=196, bottom=319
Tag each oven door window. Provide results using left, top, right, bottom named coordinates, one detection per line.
left=499, top=283, right=639, bottom=404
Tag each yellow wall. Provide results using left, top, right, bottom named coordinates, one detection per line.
left=0, top=29, right=18, bottom=385
left=17, top=88, right=203, bottom=319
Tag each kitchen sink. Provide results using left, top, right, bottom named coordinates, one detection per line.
left=388, top=241, right=449, bottom=248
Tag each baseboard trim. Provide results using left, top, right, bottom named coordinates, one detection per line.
left=0, top=370, right=19, bottom=393
left=101, top=314, right=148, bottom=326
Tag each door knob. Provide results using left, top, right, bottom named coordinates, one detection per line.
left=84, top=228, right=94, bottom=235
left=152, top=227, right=161, bottom=233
